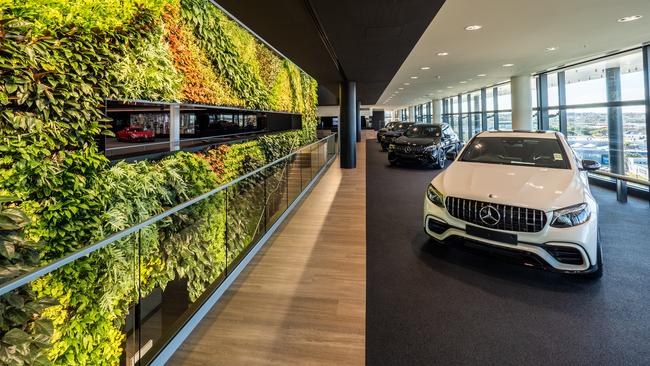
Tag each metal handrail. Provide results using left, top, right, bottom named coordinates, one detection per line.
left=590, top=170, right=650, bottom=187
left=0, top=134, right=337, bottom=297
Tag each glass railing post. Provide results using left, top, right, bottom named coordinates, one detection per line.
left=225, top=186, right=229, bottom=277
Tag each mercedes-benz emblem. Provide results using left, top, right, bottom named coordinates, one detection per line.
left=479, top=205, right=500, bottom=226
left=405, top=146, right=412, bottom=153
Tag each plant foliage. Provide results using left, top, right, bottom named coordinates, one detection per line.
left=0, top=0, right=319, bottom=363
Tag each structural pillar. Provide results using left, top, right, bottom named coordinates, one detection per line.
left=339, top=81, right=357, bottom=169
left=432, top=99, right=442, bottom=124
left=606, top=67, right=626, bottom=201
left=466, top=94, right=472, bottom=138
left=408, top=106, right=415, bottom=121
left=480, top=88, right=488, bottom=131
left=510, top=75, right=533, bottom=131
left=356, top=100, right=361, bottom=142
left=493, top=87, right=499, bottom=129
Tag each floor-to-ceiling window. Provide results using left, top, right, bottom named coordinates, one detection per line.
left=555, top=50, right=647, bottom=181
left=497, top=84, right=512, bottom=130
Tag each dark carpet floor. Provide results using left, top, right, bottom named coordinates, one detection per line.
left=365, top=140, right=650, bottom=366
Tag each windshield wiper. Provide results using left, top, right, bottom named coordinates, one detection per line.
left=510, top=161, right=535, bottom=165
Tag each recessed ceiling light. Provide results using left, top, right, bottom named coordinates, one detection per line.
left=437, top=90, right=443, bottom=92
left=410, top=76, right=418, bottom=79
left=545, top=46, right=558, bottom=51
left=502, top=63, right=514, bottom=67
left=395, top=91, right=400, bottom=94
left=446, top=86, right=453, bottom=89
left=459, top=81, right=467, bottom=84
left=421, top=66, right=431, bottom=70
left=404, top=82, right=410, bottom=85
left=398, top=87, right=404, bottom=90
left=437, top=52, right=449, bottom=56
left=618, top=15, right=642, bottom=22
left=477, top=74, right=487, bottom=77
left=464, top=25, right=482, bottom=31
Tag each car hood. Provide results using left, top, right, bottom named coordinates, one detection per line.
left=432, top=161, right=586, bottom=211
left=384, top=131, right=404, bottom=137
left=395, top=136, right=440, bottom=146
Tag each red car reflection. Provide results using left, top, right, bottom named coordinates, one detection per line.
left=116, top=127, right=155, bottom=142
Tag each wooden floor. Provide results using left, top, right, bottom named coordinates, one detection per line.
left=169, top=133, right=369, bottom=365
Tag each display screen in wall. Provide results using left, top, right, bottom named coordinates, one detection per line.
left=103, top=100, right=302, bottom=160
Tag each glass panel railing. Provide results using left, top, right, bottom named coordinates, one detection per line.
left=0, top=134, right=337, bottom=365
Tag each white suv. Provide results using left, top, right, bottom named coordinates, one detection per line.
left=423, top=131, right=602, bottom=278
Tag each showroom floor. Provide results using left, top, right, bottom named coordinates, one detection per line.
left=365, top=139, right=650, bottom=366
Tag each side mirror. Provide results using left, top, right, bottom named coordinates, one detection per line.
left=581, top=159, right=601, bottom=171
left=446, top=151, right=457, bottom=161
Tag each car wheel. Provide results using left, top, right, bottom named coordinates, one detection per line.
left=427, top=237, right=450, bottom=255
left=388, top=153, right=399, bottom=166
left=433, top=149, right=446, bottom=169
left=381, top=143, right=388, bottom=152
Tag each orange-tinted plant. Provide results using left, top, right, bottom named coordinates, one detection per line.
left=162, top=3, right=242, bottom=106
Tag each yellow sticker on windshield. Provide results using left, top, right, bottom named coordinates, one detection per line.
left=553, top=153, right=563, bottom=160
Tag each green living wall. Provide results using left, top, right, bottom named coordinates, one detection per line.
left=0, top=0, right=318, bottom=364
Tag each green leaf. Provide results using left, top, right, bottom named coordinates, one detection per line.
left=2, top=328, right=31, bottom=347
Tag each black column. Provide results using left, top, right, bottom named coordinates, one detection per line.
left=558, top=71, right=568, bottom=135
left=466, top=94, right=473, bottom=137
left=480, top=88, right=488, bottom=131
left=537, top=73, right=549, bottom=130
left=356, top=100, right=361, bottom=142
left=606, top=67, right=626, bottom=201
left=339, top=81, right=357, bottom=169
left=643, top=45, right=650, bottom=187
left=457, top=95, right=464, bottom=140
left=492, top=87, right=499, bottom=129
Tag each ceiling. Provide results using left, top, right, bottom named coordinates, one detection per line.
left=380, top=0, right=650, bottom=109
left=214, top=0, right=445, bottom=105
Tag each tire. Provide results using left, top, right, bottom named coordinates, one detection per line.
left=427, top=237, right=450, bottom=255
left=433, top=149, right=446, bottom=169
left=388, top=153, right=399, bottom=166
left=381, top=143, right=388, bottom=152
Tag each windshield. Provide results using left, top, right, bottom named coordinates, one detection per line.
left=403, top=125, right=441, bottom=138
left=385, top=122, right=399, bottom=130
left=460, top=136, right=569, bottom=169
left=128, top=127, right=144, bottom=132
left=394, top=123, right=414, bottom=132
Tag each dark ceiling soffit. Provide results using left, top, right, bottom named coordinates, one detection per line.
left=208, top=0, right=314, bottom=79
left=303, top=0, right=347, bottom=81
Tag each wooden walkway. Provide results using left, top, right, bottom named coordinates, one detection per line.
left=170, top=134, right=368, bottom=365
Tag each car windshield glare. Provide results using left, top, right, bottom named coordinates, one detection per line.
left=460, top=136, right=569, bottom=169
left=404, top=125, right=441, bottom=138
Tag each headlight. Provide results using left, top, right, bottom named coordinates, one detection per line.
left=388, top=144, right=395, bottom=151
left=426, top=184, right=444, bottom=207
left=550, top=203, right=591, bottom=228
left=424, top=145, right=436, bottom=152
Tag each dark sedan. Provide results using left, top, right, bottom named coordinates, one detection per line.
left=388, top=123, right=461, bottom=169
left=377, top=121, right=400, bottom=142
left=380, top=122, right=415, bottom=151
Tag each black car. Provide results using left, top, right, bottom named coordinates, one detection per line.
left=388, top=123, right=461, bottom=169
left=380, top=122, right=415, bottom=151
left=377, top=121, right=400, bottom=142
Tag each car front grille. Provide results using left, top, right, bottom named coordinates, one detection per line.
left=394, top=144, right=424, bottom=153
left=445, top=197, right=547, bottom=233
